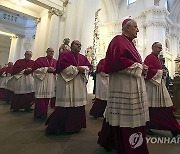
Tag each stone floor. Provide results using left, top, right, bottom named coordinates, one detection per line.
left=0, top=94, right=180, bottom=154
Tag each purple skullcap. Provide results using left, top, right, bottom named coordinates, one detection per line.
left=122, top=18, right=132, bottom=27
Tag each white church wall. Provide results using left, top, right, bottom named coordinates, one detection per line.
left=80, top=0, right=99, bottom=54
left=63, top=0, right=99, bottom=54
left=98, top=0, right=149, bottom=58
left=8, top=36, right=24, bottom=63
left=97, top=0, right=179, bottom=77
left=0, top=52, right=9, bottom=66
left=32, top=12, right=50, bottom=59
left=47, top=14, right=60, bottom=58
left=167, top=23, right=179, bottom=77
left=98, top=0, right=108, bottom=22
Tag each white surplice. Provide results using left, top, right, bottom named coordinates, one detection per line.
left=95, top=72, right=109, bottom=101
left=105, top=63, right=149, bottom=128
left=145, top=69, right=173, bottom=107
left=55, top=65, right=89, bottom=107
left=11, top=70, right=34, bottom=94
left=34, top=67, right=56, bottom=98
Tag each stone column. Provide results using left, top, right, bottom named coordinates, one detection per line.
left=144, top=7, right=169, bottom=55
left=64, top=0, right=99, bottom=54
left=20, top=36, right=34, bottom=58
left=169, top=27, right=179, bottom=77
left=47, top=8, right=63, bottom=58
left=8, top=35, right=24, bottom=63
left=134, top=16, right=146, bottom=60
left=32, top=12, right=50, bottom=59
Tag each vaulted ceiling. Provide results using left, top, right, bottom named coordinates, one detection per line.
left=167, top=0, right=180, bottom=24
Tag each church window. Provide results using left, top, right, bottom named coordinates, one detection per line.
left=128, top=0, right=136, bottom=5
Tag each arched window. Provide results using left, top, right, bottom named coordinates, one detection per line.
left=127, top=0, right=136, bottom=5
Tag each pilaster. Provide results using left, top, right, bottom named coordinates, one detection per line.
left=47, top=7, right=63, bottom=58
left=8, top=35, right=24, bottom=63
left=143, top=7, right=169, bottom=55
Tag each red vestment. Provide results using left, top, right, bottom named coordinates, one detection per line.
left=11, top=59, right=35, bottom=111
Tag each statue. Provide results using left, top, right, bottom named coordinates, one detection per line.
left=85, top=46, right=94, bottom=64
left=59, top=38, right=71, bottom=54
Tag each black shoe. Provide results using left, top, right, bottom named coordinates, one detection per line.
left=171, top=130, right=180, bottom=137
left=147, top=129, right=154, bottom=135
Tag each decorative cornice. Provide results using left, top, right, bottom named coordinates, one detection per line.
left=99, top=21, right=121, bottom=28
left=63, top=0, right=69, bottom=7
left=142, top=6, right=170, bottom=17
left=48, top=7, right=63, bottom=17
left=144, top=19, right=166, bottom=28
left=16, top=34, right=25, bottom=38
left=10, top=34, right=25, bottom=39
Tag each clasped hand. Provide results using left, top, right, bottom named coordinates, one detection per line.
left=142, top=63, right=148, bottom=75
left=77, top=66, right=85, bottom=73
left=25, top=68, right=32, bottom=72
left=47, top=67, right=55, bottom=73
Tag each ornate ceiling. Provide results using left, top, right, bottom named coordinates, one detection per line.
left=1, top=0, right=179, bottom=25
left=0, top=0, right=45, bottom=19
left=0, top=0, right=65, bottom=19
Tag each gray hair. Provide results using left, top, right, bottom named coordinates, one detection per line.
left=122, top=20, right=135, bottom=32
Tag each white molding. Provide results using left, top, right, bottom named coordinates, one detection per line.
left=142, top=6, right=169, bottom=16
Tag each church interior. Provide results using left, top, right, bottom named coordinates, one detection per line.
left=0, top=0, right=180, bottom=153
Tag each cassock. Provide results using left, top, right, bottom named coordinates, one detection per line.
left=46, top=51, right=92, bottom=134
left=33, top=56, right=57, bottom=119
left=10, top=59, right=35, bottom=111
left=0, top=67, right=7, bottom=100
left=4, top=65, right=14, bottom=103
left=97, top=35, right=149, bottom=154
left=144, top=53, right=180, bottom=136
left=90, top=58, right=109, bottom=118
